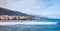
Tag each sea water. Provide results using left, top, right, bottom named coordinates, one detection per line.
left=0, top=19, right=60, bottom=31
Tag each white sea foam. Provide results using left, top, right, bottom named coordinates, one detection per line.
left=0, top=21, right=57, bottom=25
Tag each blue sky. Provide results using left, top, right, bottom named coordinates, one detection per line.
left=0, top=0, right=60, bottom=19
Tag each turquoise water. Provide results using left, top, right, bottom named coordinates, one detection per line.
left=0, top=19, right=60, bottom=31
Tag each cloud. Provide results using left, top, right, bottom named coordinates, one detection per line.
left=0, top=0, right=36, bottom=13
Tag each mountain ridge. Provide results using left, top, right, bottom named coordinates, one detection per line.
left=0, top=7, right=58, bottom=20
left=0, top=7, right=28, bottom=16
left=0, top=7, right=38, bottom=20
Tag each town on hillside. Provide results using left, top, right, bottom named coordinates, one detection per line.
left=0, top=15, right=29, bottom=20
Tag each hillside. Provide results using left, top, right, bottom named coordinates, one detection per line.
left=0, top=7, right=28, bottom=16
left=0, top=7, right=38, bottom=20
left=0, top=7, right=55, bottom=20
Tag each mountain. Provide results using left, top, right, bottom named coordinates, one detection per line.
left=0, top=7, right=56, bottom=20
left=0, top=7, right=40, bottom=20
left=0, top=7, right=28, bottom=16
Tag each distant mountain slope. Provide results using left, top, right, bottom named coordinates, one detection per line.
left=0, top=7, right=55, bottom=20
left=0, top=7, right=39, bottom=20
left=0, top=7, right=28, bottom=16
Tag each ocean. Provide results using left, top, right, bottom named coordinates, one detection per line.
left=0, top=19, right=60, bottom=31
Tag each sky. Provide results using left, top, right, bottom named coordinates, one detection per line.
left=0, top=0, right=60, bottom=19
